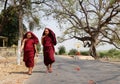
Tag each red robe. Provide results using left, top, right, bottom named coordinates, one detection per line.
left=23, top=39, right=35, bottom=67
left=43, top=36, right=55, bottom=66
left=22, top=32, right=39, bottom=67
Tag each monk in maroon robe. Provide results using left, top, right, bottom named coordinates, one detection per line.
left=41, top=28, right=57, bottom=73
left=21, top=31, right=39, bottom=75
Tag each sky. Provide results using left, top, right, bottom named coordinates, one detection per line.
left=32, top=18, right=115, bottom=52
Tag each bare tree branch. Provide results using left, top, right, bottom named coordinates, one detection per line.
left=79, top=0, right=90, bottom=31
left=58, top=0, right=83, bottom=27
left=100, top=4, right=119, bottom=28
left=100, top=40, right=120, bottom=49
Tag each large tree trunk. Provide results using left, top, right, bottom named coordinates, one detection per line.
left=89, top=40, right=98, bottom=59
left=17, top=0, right=24, bottom=65
left=17, top=9, right=23, bottom=65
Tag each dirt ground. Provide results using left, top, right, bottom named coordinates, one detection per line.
left=0, top=56, right=30, bottom=84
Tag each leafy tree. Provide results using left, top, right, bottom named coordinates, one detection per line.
left=0, top=0, right=48, bottom=46
left=0, top=0, right=48, bottom=37
left=0, top=0, right=8, bottom=33
left=58, top=45, right=66, bottom=55
left=0, top=6, right=19, bottom=46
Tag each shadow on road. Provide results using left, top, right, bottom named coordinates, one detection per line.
left=10, top=70, right=46, bottom=75
left=32, top=71, right=46, bottom=73
left=10, top=72, right=27, bottom=74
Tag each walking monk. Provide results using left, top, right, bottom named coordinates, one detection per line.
left=41, top=28, right=57, bottom=73
left=21, top=31, right=39, bottom=75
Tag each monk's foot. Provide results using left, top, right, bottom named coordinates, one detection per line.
left=28, top=72, right=32, bottom=75
left=48, top=68, right=53, bottom=73
left=46, top=65, right=50, bottom=73
left=28, top=71, right=32, bottom=75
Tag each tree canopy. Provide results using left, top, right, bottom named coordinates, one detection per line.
left=0, top=6, right=19, bottom=46
left=40, top=0, right=120, bottom=58
left=0, top=0, right=47, bottom=46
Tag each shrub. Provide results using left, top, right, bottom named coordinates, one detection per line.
left=58, top=45, right=66, bottom=55
left=99, top=49, right=120, bottom=58
left=68, top=49, right=77, bottom=55
left=80, top=51, right=89, bottom=55
left=108, top=49, right=120, bottom=58
left=99, top=51, right=108, bottom=58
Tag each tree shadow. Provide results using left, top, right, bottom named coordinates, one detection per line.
left=9, top=71, right=27, bottom=75
left=10, top=70, right=46, bottom=75
left=32, top=70, right=46, bottom=73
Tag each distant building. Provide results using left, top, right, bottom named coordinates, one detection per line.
left=0, top=36, right=8, bottom=47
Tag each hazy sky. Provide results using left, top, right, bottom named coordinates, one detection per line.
left=32, top=18, right=115, bottom=52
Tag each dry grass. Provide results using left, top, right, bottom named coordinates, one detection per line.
left=0, top=56, right=30, bottom=84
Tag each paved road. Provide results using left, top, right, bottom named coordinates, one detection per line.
left=24, top=55, right=120, bottom=84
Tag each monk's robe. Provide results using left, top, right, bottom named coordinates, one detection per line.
left=43, top=36, right=55, bottom=66
left=23, top=39, right=35, bottom=67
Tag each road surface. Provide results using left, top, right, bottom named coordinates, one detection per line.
left=24, top=55, right=120, bottom=84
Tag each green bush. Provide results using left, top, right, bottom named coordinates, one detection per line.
left=68, top=49, right=77, bottom=55
left=58, top=45, right=66, bottom=55
left=99, top=51, right=108, bottom=58
left=109, top=49, right=120, bottom=58
left=80, top=51, right=89, bottom=55
left=98, top=49, right=120, bottom=58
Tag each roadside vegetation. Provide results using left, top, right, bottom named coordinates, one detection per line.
left=98, top=49, right=120, bottom=61
left=58, top=45, right=120, bottom=61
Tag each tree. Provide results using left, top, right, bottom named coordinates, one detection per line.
left=41, top=0, right=120, bottom=59
left=0, top=0, right=8, bottom=33
left=0, top=6, right=20, bottom=46
left=0, top=0, right=48, bottom=65
left=58, top=45, right=66, bottom=55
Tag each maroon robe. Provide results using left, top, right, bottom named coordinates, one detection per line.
left=22, top=32, right=39, bottom=67
left=42, top=28, right=57, bottom=66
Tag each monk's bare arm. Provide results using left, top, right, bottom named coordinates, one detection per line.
left=34, top=44, right=39, bottom=57
left=20, top=39, right=26, bottom=52
left=34, top=44, right=38, bottom=53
